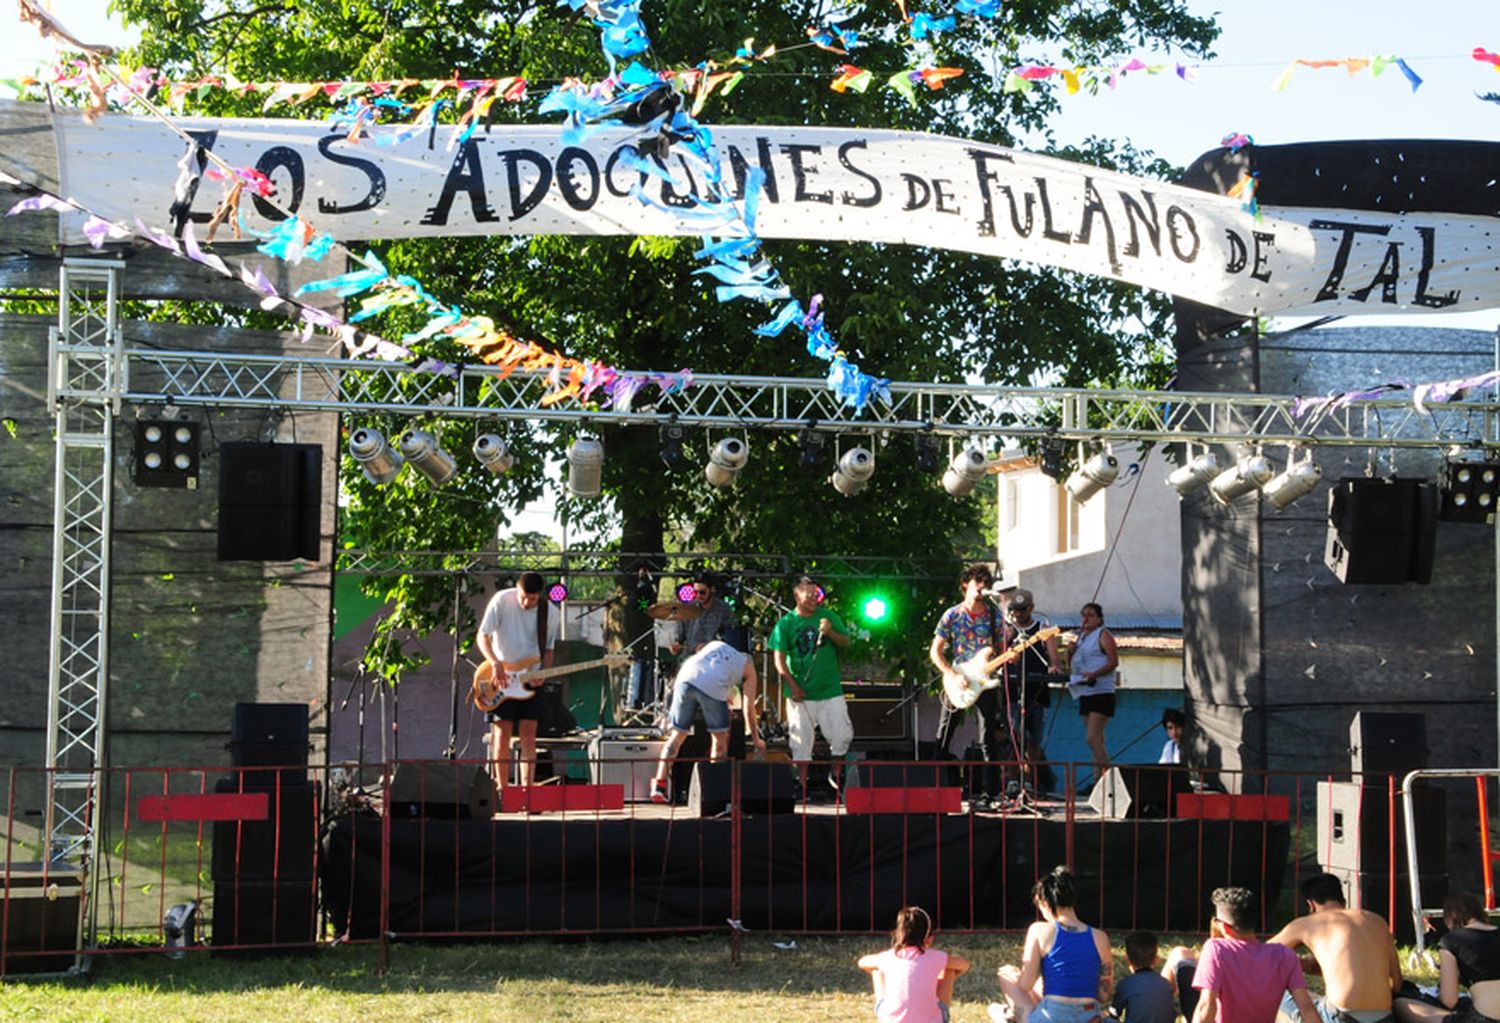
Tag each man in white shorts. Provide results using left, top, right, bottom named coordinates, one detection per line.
left=769, top=574, right=854, bottom=800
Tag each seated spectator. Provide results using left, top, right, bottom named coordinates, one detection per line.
left=1189, top=886, right=1319, bottom=1023
left=1159, top=709, right=1184, bottom=765
left=1112, top=931, right=1176, bottom=1023
left=1395, top=892, right=1500, bottom=1023
left=858, top=905, right=970, bottom=1023
left=990, top=867, right=1113, bottom=1023
left=1269, top=872, right=1401, bottom=1023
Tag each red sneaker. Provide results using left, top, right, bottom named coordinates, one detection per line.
left=650, top=778, right=669, bottom=804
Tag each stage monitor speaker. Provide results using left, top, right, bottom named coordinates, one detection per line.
left=1123, top=766, right=1188, bottom=819
left=387, top=763, right=493, bottom=820
left=211, top=879, right=317, bottom=951
left=217, top=442, right=322, bottom=562
left=1315, top=779, right=1447, bottom=875
left=688, top=761, right=796, bottom=816
left=0, top=863, right=83, bottom=974
left=1324, top=478, right=1438, bottom=585
left=211, top=778, right=320, bottom=883
left=1350, top=711, right=1428, bottom=778
left=1087, top=767, right=1132, bottom=820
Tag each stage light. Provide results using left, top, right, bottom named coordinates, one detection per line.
left=133, top=417, right=200, bottom=488
left=1166, top=451, right=1220, bottom=497
left=676, top=582, right=697, bottom=603
left=1039, top=437, right=1067, bottom=482
left=399, top=429, right=458, bottom=487
left=1263, top=457, right=1322, bottom=511
left=705, top=437, right=749, bottom=488
left=943, top=447, right=988, bottom=498
left=659, top=423, right=686, bottom=468
left=567, top=436, right=605, bottom=497
left=473, top=434, right=514, bottom=475
left=855, top=585, right=896, bottom=626
left=914, top=434, right=942, bottom=474
left=1441, top=458, right=1500, bottom=522
left=1208, top=452, right=1273, bottom=505
left=798, top=428, right=827, bottom=470
left=1065, top=450, right=1118, bottom=504
left=830, top=445, right=875, bottom=497
left=548, top=581, right=569, bottom=604
left=348, top=427, right=404, bottom=485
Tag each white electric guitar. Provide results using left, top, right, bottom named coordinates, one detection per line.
left=942, top=627, right=1062, bottom=710
left=471, top=653, right=632, bottom=712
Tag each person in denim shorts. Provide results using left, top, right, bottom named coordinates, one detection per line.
left=992, top=867, right=1113, bottom=1023
left=648, top=640, right=765, bottom=803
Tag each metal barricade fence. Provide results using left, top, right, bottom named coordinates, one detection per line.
left=0, top=757, right=1438, bottom=971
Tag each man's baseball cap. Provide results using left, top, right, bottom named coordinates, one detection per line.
left=1009, top=588, right=1034, bottom=610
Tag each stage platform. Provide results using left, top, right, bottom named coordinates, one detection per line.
left=321, top=799, right=1290, bottom=938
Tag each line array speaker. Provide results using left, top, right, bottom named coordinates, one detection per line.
left=217, top=442, right=322, bottom=562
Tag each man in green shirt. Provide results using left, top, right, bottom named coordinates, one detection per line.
left=769, top=574, right=854, bottom=797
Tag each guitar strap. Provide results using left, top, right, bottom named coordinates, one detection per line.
left=535, top=593, right=549, bottom=660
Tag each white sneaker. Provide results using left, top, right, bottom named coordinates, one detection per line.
left=988, top=1003, right=1015, bottom=1023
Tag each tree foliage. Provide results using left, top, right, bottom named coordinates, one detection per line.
left=113, top=0, right=1218, bottom=683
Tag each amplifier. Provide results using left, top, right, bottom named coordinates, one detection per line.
left=588, top=736, right=667, bottom=803
left=843, top=683, right=909, bottom=741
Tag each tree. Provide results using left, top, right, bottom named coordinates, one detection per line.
left=112, top=0, right=1218, bottom=683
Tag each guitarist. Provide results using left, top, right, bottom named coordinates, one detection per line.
left=1003, top=589, right=1063, bottom=794
left=929, top=564, right=1006, bottom=811
left=477, top=572, right=559, bottom=792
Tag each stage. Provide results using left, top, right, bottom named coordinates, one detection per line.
left=321, top=798, right=1291, bottom=938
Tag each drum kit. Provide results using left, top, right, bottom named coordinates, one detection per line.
left=614, top=599, right=703, bottom=729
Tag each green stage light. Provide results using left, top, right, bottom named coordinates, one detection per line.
left=861, top=595, right=889, bottom=623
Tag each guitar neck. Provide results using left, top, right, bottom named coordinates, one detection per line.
left=521, top=657, right=613, bottom=683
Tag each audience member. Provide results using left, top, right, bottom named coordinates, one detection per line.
left=1269, top=872, right=1401, bottom=1023
left=858, top=905, right=970, bottom=1023
left=1395, top=892, right=1500, bottom=1023
left=991, top=866, right=1113, bottom=1023
left=1189, top=886, right=1319, bottom=1023
left=1112, top=931, right=1176, bottom=1023
left=1159, top=709, right=1184, bottom=765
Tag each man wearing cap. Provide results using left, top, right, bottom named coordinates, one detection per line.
left=769, top=574, right=854, bottom=798
left=1003, top=588, right=1063, bottom=793
left=671, top=570, right=737, bottom=657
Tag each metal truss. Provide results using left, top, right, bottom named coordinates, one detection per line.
left=45, top=262, right=122, bottom=909
left=335, top=548, right=945, bottom=581
left=116, top=347, right=1500, bottom=450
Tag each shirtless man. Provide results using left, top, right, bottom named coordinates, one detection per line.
left=1269, top=872, right=1402, bottom=1023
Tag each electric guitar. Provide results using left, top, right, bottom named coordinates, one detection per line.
left=471, top=653, right=632, bottom=712
left=942, top=627, right=1062, bottom=710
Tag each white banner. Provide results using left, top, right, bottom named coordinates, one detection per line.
left=50, top=107, right=1500, bottom=317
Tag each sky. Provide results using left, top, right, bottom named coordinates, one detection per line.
left=2, top=2, right=1496, bottom=537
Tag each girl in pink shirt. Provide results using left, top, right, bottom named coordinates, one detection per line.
left=859, top=906, right=972, bottom=1023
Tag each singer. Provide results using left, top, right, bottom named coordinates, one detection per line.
left=769, top=573, right=854, bottom=800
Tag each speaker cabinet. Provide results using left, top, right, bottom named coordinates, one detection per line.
left=1350, top=711, right=1428, bottom=778
left=217, top=442, right=322, bottom=562
left=1325, top=865, right=1446, bottom=944
left=688, top=761, right=796, bottom=816
left=588, top=735, right=668, bottom=803
left=229, top=702, right=309, bottom=786
left=211, top=880, right=317, bottom=951
left=843, top=684, right=910, bottom=742
left=387, top=763, right=493, bottom=820
left=0, top=864, right=82, bottom=974
left=211, top=779, right=320, bottom=883
left=1315, top=779, right=1447, bottom=875
left=1324, top=478, right=1438, bottom=584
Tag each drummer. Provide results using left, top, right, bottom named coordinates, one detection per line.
left=670, top=570, right=737, bottom=657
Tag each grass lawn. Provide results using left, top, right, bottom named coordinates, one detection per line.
left=0, top=931, right=1438, bottom=1023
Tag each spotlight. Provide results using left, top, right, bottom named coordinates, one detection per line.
left=473, top=434, right=514, bottom=475
left=548, top=581, right=569, bottom=604
left=348, top=427, right=404, bottom=485
left=567, top=436, right=605, bottom=497
left=1166, top=451, right=1220, bottom=497
left=1441, top=458, right=1500, bottom=522
left=133, top=417, right=200, bottom=488
left=1263, top=458, right=1322, bottom=511
left=942, top=447, right=989, bottom=498
left=914, top=434, right=941, bottom=474
left=399, top=429, right=458, bottom=487
left=1208, top=453, right=1273, bottom=505
left=1039, top=437, right=1067, bottom=482
left=705, top=437, right=749, bottom=488
left=830, top=446, right=875, bottom=497
left=798, top=429, right=827, bottom=470
left=676, top=581, right=697, bottom=603
left=659, top=423, right=686, bottom=468
left=1065, top=450, right=1118, bottom=504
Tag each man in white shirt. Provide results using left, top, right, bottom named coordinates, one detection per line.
left=477, top=572, right=559, bottom=790
left=649, top=640, right=766, bottom=803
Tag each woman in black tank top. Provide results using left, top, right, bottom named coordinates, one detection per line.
left=1396, top=893, right=1500, bottom=1023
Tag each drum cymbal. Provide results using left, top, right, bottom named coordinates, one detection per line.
left=646, top=600, right=703, bottom=621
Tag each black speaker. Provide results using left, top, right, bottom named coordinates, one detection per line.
left=229, top=702, right=309, bottom=785
left=211, top=879, right=317, bottom=951
left=387, top=763, right=494, bottom=820
left=217, top=442, right=322, bottom=562
left=1350, top=711, right=1428, bottom=778
left=1325, top=866, right=1446, bottom=944
left=688, top=761, right=796, bottom=816
left=1122, top=766, right=1189, bottom=819
left=1324, top=478, right=1438, bottom=584
left=847, top=761, right=944, bottom=788
left=211, top=778, right=319, bottom=883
